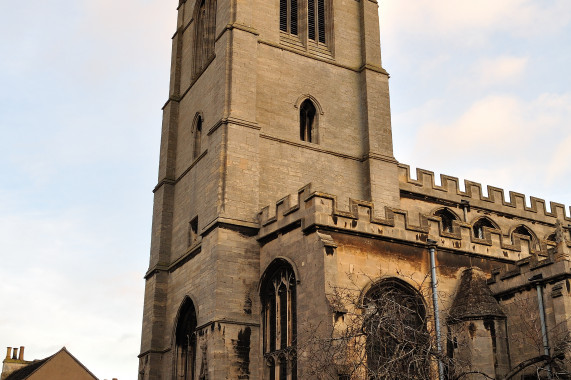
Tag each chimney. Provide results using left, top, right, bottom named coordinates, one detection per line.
left=5, top=347, right=11, bottom=360
left=18, top=347, right=24, bottom=361
left=12, top=348, right=18, bottom=360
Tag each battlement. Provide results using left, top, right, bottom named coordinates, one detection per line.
left=258, top=184, right=571, bottom=262
left=398, top=164, right=571, bottom=223
left=488, top=250, right=571, bottom=298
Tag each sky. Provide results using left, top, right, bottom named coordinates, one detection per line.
left=0, top=0, right=569, bottom=379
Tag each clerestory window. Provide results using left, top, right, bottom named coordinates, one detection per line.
left=261, top=260, right=297, bottom=380
left=434, top=208, right=458, bottom=234
left=473, top=217, right=497, bottom=239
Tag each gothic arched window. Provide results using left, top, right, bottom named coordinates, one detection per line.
left=193, top=0, right=216, bottom=77
left=434, top=208, right=458, bottom=233
left=473, top=217, right=497, bottom=239
left=512, top=225, right=538, bottom=249
left=261, top=259, right=297, bottom=380
left=363, top=279, right=429, bottom=379
left=299, top=99, right=316, bottom=143
left=280, top=0, right=298, bottom=35
left=174, top=297, right=197, bottom=380
left=193, top=114, right=203, bottom=159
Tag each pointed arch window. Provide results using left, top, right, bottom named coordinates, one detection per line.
left=434, top=208, right=458, bottom=234
left=363, top=279, right=429, bottom=378
left=193, top=115, right=203, bottom=159
left=174, top=298, right=198, bottom=380
left=512, top=225, right=538, bottom=249
left=473, top=217, right=497, bottom=239
left=193, top=0, right=216, bottom=77
left=261, top=260, right=297, bottom=380
left=299, top=99, right=316, bottom=143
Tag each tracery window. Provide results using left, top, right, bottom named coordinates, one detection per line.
left=261, top=260, right=297, bottom=380
left=193, top=0, right=216, bottom=77
left=363, top=279, right=429, bottom=379
left=299, top=99, right=316, bottom=143
left=174, top=298, right=198, bottom=380
left=434, top=208, right=458, bottom=234
left=473, top=217, right=497, bottom=239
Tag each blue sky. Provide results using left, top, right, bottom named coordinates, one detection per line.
left=0, top=1, right=569, bottom=379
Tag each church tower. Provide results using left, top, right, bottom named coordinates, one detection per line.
left=139, top=0, right=398, bottom=377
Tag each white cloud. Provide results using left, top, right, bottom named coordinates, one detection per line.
left=381, top=0, right=571, bottom=42
left=474, top=56, right=529, bottom=86
left=406, top=92, right=571, bottom=204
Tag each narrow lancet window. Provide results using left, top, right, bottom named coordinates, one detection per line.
left=261, top=260, right=297, bottom=380
left=299, top=99, right=316, bottom=143
left=193, top=115, right=202, bottom=159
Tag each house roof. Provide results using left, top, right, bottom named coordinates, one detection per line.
left=4, top=347, right=98, bottom=380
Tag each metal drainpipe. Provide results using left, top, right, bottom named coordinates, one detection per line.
left=529, top=273, right=552, bottom=379
left=428, top=239, right=444, bottom=380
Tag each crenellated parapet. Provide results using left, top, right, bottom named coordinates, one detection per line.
left=258, top=184, right=571, bottom=263
left=398, top=164, right=571, bottom=223
left=488, top=249, right=571, bottom=298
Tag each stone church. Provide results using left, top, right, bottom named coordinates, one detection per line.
left=138, top=0, right=571, bottom=378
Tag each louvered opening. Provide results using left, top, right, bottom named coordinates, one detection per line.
left=317, top=0, right=325, bottom=43
left=280, top=0, right=287, bottom=32
left=308, top=0, right=315, bottom=40
left=290, top=0, right=298, bottom=35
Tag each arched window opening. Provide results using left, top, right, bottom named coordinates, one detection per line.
left=300, top=99, right=316, bottom=143
left=280, top=0, right=298, bottom=35
left=363, top=279, right=429, bottom=379
left=193, top=115, right=203, bottom=159
left=546, top=233, right=556, bottom=243
left=473, top=217, right=497, bottom=239
left=308, top=0, right=326, bottom=43
left=174, top=298, right=198, bottom=380
left=434, top=208, right=458, bottom=233
left=512, top=225, right=537, bottom=248
left=261, top=260, right=297, bottom=380
left=193, top=0, right=216, bottom=77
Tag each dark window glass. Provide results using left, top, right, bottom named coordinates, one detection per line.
left=300, top=99, right=316, bottom=143
left=261, top=261, right=297, bottom=380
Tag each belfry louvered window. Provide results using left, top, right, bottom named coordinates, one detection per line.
left=280, top=0, right=298, bottom=35
left=193, top=0, right=217, bottom=77
left=308, top=0, right=326, bottom=43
